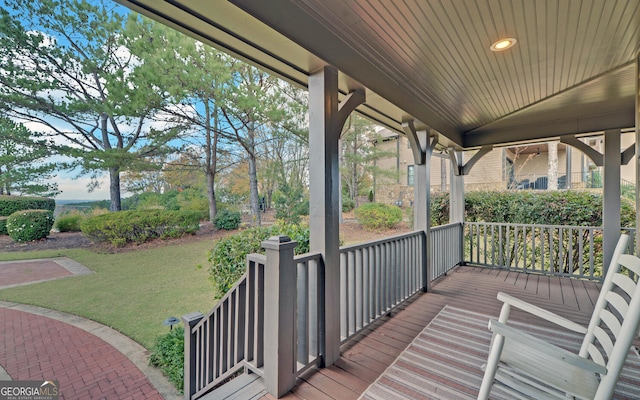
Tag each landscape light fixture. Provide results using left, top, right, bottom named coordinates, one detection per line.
left=163, top=316, right=180, bottom=330
left=490, top=38, right=517, bottom=52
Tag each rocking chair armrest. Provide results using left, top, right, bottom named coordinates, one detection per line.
left=497, top=292, right=587, bottom=334
left=488, top=319, right=607, bottom=375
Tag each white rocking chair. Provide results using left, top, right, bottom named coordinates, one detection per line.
left=478, top=234, right=640, bottom=400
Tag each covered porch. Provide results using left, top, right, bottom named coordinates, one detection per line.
left=271, top=265, right=622, bottom=400
left=113, top=1, right=640, bottom=398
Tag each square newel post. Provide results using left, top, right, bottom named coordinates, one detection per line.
left=182, top=311, right=204, bottom=400
left=262, top=235, right=298, bottom=398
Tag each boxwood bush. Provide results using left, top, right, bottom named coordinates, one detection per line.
left=207, top=223, right=310, bottom=296
left=354, top=202, right=403, bottom=231
left=6, top=209, right=55, bottom=242
left=81, top=209, right=201, bottom=247
left=0, top=195, right=55, bottom=217
left=214, top=209, right=242, bottom=230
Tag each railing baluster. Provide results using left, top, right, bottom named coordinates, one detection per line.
left=355, top=249, right=363, bottom=331
left=348, top=250, right=355, bottom=336
left=297, top=261, right=308, bottom=365
left=340, top=251, right=347, bottom=340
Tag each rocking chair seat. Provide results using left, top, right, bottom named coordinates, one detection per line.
left=488, top=319, right=602, bottom=399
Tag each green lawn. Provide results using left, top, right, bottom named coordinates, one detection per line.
left=0, top=239, right=219, bottom=350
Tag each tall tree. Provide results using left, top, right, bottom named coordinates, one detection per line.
left=0, top=1, right=178, bottom=211
left=221, top=64, right=287, bottom=226
left=0, top=118, right=60, bottom=197
left=341, top=115, right=395, bottom=205
left=126, top=19, right=236, bottom=221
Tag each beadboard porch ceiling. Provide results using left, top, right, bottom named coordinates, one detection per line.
left=117, top=0, right=640, bottom=150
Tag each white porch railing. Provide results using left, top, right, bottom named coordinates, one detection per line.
left=338, top=230, right=426, bottom=343
left=464, top=222, right=636, bottom=280
left=430, top=222, right=463, bottom=280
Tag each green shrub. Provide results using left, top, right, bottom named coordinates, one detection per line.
left=6, top=209, right=54, bottom=242
left=0, top=195, right=55, bottom=217
left=81, top=209, right=201, bottom=247
left=207, top=222, right=310, bottom=296
left=214, top=209, right=241, bottom=230
left=342, top=196, right=356, bottom=212
left=0, top=217, right=7, bottom=235
left=149, top=326, right=184, bottom=393
left=430, top=192, right=450, bottom=226
left=354, top=203, right=403, bottom=231
left=54, top=210, right=86, bottom=232
left=430, top=190, right=634, bottom=228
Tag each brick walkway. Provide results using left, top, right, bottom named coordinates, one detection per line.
left=0, top=307, right=165, bottom=400
left=0, top=255, right=179, bottom=400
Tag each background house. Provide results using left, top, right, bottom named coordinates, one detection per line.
left=373, top=129, right=636, bottom=206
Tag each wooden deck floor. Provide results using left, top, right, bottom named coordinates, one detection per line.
left=263, top=265, right=635, bottom=400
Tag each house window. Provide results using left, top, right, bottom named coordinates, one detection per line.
left=407, top=165, right=415, bottom=186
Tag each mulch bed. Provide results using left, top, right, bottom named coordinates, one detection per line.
left=0, top=222, right=226, bottom=253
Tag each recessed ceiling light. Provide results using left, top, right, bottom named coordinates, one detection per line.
left=490, top=38, right=517, bottom=52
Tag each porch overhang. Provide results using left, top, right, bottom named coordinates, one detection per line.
left=116, top=0, right=638, bottom=150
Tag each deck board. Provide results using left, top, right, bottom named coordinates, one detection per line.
left=257, top=266, right=640, bottom=399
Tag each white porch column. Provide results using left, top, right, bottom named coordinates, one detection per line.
left=603, top=129, right=621, bottom=270
left=403, top=121, right=434, bottom=292
left=308, top=66, right=363, bottom=367
left=449, top=150, right=465, bottom=224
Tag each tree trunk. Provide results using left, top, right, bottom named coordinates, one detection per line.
left=248, top=153, right=261, bottom=226
left=548, top=141, right=559, bottom=190
left=207, top=173, right=217, bottom=222
left=205, top=102, right=218, bottom=223
left=109, top=166, right=122, bottom=211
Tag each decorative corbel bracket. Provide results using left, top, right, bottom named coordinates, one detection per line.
left=560, top=135, right=604, bottom=167
left=560, top=134, right=634, bottom=166
left=402, top=119, right=437, bottom=165
left=337, top=89, right=365, bottom=138
left=448, top=145, right=493, bottom=176
left=621, top=143, right=635, bottom=165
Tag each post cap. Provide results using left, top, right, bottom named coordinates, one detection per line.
left=262, top=235, right=298, bottom=250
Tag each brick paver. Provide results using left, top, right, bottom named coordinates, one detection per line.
left=0, top=261, right=72, bottom=287
left=0, top=308, right=163, bottom=399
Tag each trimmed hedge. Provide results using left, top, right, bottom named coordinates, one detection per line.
left=429, top=190, right=635, bottom=227
left=354, top=202, right=403, bottom=231
left=81, top=209, right=201, bottom=247
left=0, top=217, right=7, bottom=235
left=0, top=195, right=55, bottom=217
left=6, top=209, right=55, bottom=242
left=207, top=223, right=310, bottom=296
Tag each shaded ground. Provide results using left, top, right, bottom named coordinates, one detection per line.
left=0, top=214, right=411, bottom=253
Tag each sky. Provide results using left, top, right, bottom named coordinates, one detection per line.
left=7, top=1, right=132, bottom=201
